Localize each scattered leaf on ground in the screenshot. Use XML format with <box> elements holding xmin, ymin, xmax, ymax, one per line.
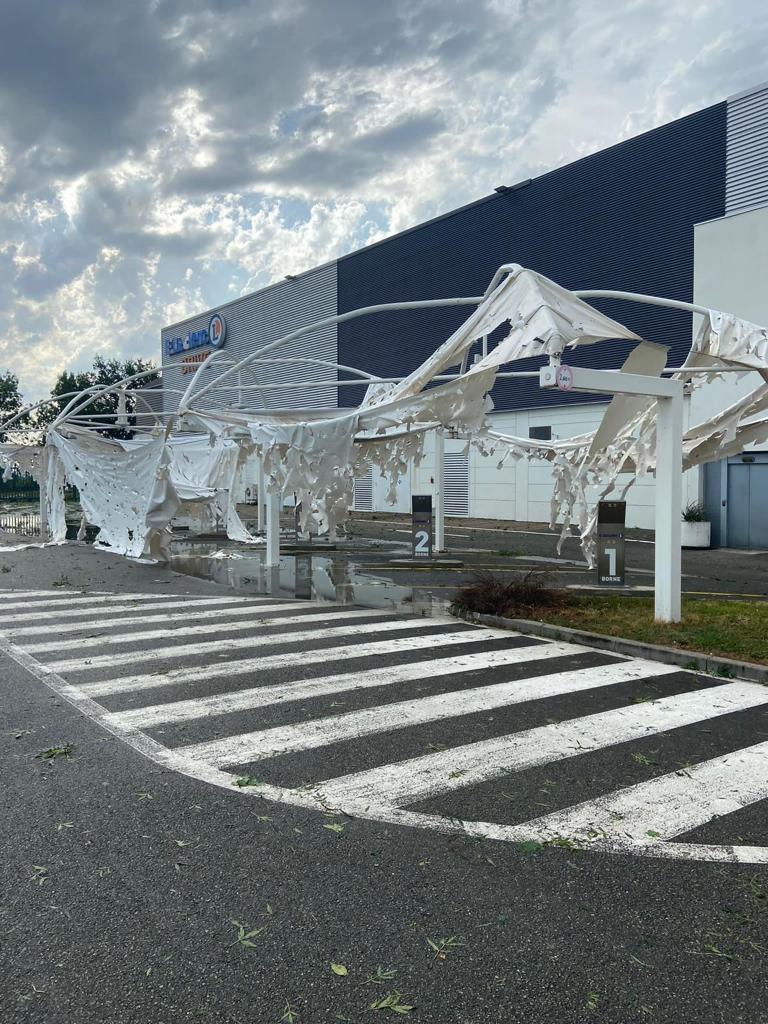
<box><xmin>330</xmin><ymin>963</ymin><xmax>348</xmax><ymax>976</ymax></box>
<box><xmin>514</xmin><ymin>840</ymin><xmax>543</xmax><ymax>856</ymax></box>
<box><xmin>230</xmin><ymin>920</ymin><xmax>267</xmax><ymax>949</ymax></box>
<box><xmin>369</xmin><ymin>991</ymin><xmax>415</xmax><ymax>1014</ymax></box>
<box><xmin>281</xmin><ymin>1000</ymin><xmax>299</xmax><ymax>1022</ymax></box>
<box><xmin>37</xmin><ymin>745</ymin><xmax>73</xmax><ymax>760</ymax></box>
<box><xmin>367</xmin><ymin>966</ymin><xmax>397</xmax><ymax>985</ymax></box>
<box><xmin>426</xmin><ymin>935</ymin><xmax>464</xmax><ymax>961</ymax></box>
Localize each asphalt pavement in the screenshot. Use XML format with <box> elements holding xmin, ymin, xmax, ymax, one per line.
<box><xmin>1</xmin><ymin>542</ymin><xmax>767</xmax><ymax>1023</ymax></box>
<box><xmin>342</xmin><ymin>513</ymin><xmax>768</xmax><ymax>600</ymax></box>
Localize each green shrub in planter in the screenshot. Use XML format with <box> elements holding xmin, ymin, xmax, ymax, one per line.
<box><xmin>682</xmin><ymin>502</ymin><xmax>708</xmax><ymax>523</ymax></box>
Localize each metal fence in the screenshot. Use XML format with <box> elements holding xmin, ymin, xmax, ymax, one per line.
<box><xmin>0</xmin><ymin>511</ymin><xmax>40</xmax><ymax>537</ymax></box>
<box><xmin>0</xmin><ymin>488</ymin><xmax>40</xmax><ymax>503</ymax></box>
<box><xmin>0</xmin><ymin>474</ymin><xmax>79</xmax><ymax>503</ymax></box>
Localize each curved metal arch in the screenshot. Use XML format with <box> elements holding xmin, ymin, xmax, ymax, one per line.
<box><xmin>52</xmin><ymin>366</ymin><xmax>165</xmax><ymax>427</ymax></box>
<box><xmin>178</xmin><ymin>296</ymin><xmax>486</xmax><ymax>413</ymax></box>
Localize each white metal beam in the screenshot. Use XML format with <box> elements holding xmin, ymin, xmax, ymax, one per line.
<box><xmin>265</xmin><ymin>489</ymin><xmax>281</xmax><ymax>567</ymax></box>
<box><xmin>257</xmin><ymin>457</ymin><xmax>266</xmax><ymax>534</ymax></box>
<box><xmin>539</xmin><ymin>364</ymin><xmax>684</xmax><ymax>623</ymax></box>
<box><xmin>539</xmin><ymin>364</ymin><xmax>680</xmax><ymax>398</ymax></box>
<box><xmin>654</xmin><ymin>391</ymin><xmax>684</xmax><ymax>622</ymax></box>
<box><xmin>434</xmin><ymin>428</ymin><xmax>445</xmax><ymax>552</ymax></box>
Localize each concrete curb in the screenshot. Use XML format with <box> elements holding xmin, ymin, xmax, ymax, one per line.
<box><xmin>454</xmin><ymin>610</ymin><xmax>768</xmax><ymax>684</ymax></box>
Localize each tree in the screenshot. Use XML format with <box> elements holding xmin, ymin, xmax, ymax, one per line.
<box><xmin>38</xmin><ymin>356</ymin><xmax>159</xmax><ymax>439</ymax></box>
<box><xmin>0</xmin><ymin>371</ymin><xmax>24</xmax><ymax>441</ymax></box>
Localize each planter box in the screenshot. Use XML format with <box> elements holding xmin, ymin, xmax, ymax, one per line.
<box><xmin>681</xmin><ymin>520</ymin><xmax>711</xmax><ymax>548</ymax></box>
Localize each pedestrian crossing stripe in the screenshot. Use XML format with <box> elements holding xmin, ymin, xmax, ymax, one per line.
<box><xmin>45</xmin><ymin>615</ymin><xmax>451</xmax><ymax>673</ymax></box>
<box><xmin>2</xmin><ymin>588</ymin><xmax>768</xmax><ymax>865</ymax></box>
<box><xmin>78</xmin><ymin>629</ymin><xmax>512</xmax><ymax>698</ymax></box>
<box><xmin>23</xmin><ymin>607</ymin><xmax>395</xmax><ymax>653</ymax></box>
<box><xmin>176</xmin><ymin>660</ymin><xmax>681</xmax><ymax>768</ymax></box>
<box><xmin>103</xmin><ymin>640</ymin><xmax>589</xmax><ymax>730</ymax></box>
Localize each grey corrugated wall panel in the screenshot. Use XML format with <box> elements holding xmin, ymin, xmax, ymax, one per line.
<box><xmin>727</xmin><ymin>84</ymin><xmax>768</xmax><ymax>215</ymax></box>
<box><xmin>161</xmin><ymin>264</ymin><xmax>338</xmax><ymax>415</ymax></box>
<box><xmin>139</xmin><ymin>382</ymin><xmax>164</xmax><ymax>417</ymax></box>
<box><xmin>337</xmin><ymin>103</ymin><xmax>727</xmax><ymax>412</ymax></box>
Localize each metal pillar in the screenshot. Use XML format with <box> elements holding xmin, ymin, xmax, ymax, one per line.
<box><xmin>654</xmin><ymin>391</ymin><xmax>684</xmax><ymax>623</ymax></box>
<box><xmin>39</xmin><ymin>475</ymin><xmax>48</xmax><ymax>541</ymax></box>
<box><xmin>539</xmin><ymin>364</ymin><xmax>684</xmax><ymax>624</ymax></box>
<box><xmin>265</xmin><ymin>489</ymin><xmax>281</xmax><ymax>567</ymax></box>
<box><xmin>434</xmin><ymin>428</ymin><xmax>445</xmax><ymax>553</ymax></box>
<box><xmin>257</xmin><ymin>458</ymin><xmax>266</xmax><ymax>534</ymax></box>
<box><xmin>38</xmin><ymin>449</ymin><xmax>49</xmax><ymax>541</ymax></box>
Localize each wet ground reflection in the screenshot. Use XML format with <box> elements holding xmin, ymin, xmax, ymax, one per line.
<box><xmin>169</xmin><ymin>539</ymin><xmax>444</xmax><ymax>616</ymax></box>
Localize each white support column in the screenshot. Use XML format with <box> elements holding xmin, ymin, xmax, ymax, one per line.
<box><xmin>39</xmin><ymin>474</ymin><xmax>49</xmax><ymax>541</ymax></box>
<box><xmin>434</xmin><ymin>427</ymin><xmax>445</xmax><ymax>553</ymax></box>
<box><xmin>265</xmin><ymin>489</ymin><xmax>281</xmax><ymax>567</ymax></box>
<box><xmin>539</xmin><ymin>364</ymin><xmax>685</xmax><ymax>624</ymax></box>
<box><xmin>654</xmin><ymin>388</ymin><xmax>684</xmax><ymax>623</ymax></box>
<box><xmin>257</xmin><ymin>458</ymin><xmax>266</xmax><ymax>534</ymax></box>
<box><xmin>38</xmin><ymin>449</ymin><xmax>49</xmax><ymax>541</ymax></box>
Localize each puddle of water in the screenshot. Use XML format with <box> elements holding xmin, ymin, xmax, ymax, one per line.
<box><xmin>169</xmin><ymin>539</ymin><xmax>446</xmax><ymax>616</ymax></box>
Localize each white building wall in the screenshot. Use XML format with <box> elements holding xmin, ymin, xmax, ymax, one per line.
<box><xmin>691</xmin><ymin>205</ymin><xmax>768</xmax><ymax>433</ymax></box>
<box><xmin>401</xmin><ymin>405</ymin><xmax>660</xmax><ymax>529</ymax></box>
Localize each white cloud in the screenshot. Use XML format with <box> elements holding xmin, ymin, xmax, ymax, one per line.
<box><xmin>0</xmin><ymin>0</ymin><xmax>766</xmax><ymax>401</ymax></box>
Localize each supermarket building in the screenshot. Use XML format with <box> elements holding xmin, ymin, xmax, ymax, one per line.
<box><xmin>161</xmin><ymin>81</ymin><xmax>768</xmax><ymax>548</ymax></box>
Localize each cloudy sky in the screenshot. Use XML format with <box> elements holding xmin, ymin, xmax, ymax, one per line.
<box><xmin>1</xmin><ymin>0</ymin><xmax>767</xmax><ymax>400</ymax></box>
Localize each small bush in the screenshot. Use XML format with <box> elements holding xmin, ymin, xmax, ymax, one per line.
<box><xmin>450</xmin><ymin>570</ymin><xmax>566</xmax><ymax>620</ymax></box>
<box><xmin>682</xmin><ymin>502</ymin><xmax>708</xmax><ymax>523</ymax></box>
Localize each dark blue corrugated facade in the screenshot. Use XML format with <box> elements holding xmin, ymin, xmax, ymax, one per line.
<box><xmin>337</xmin><ymin>103</ymin><xmax>727</xmax><ymax>411</ymax></box>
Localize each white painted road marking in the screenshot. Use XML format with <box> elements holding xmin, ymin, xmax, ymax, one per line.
<box><xmin>490</xmin><ymin>739</ymin><xmax>768</xmax><ymax>845</ymax></box>
<box><xmin>24</xmin><ymin>607</ymin><xmax>393</xmax><ymax>652</ymax></box>
<box><xmin>314</xmin><ymin>680</ymin><xmax>768</xmax><ymax>809</ymax></box>
<box><xmin>0</xmin><ymin>595</ymin><xmax>286</xmax><ymax>624</ymax></box>
<box><xmin>5</xmin><ymin>602</ymin><xmax>325</xmax><ymax>637</ymax></box>
<box><xmin>3</xmin><ymin>588</ymin><xmax>768</xmax><ymax>864</ymax></box>
<box><xmin>178</xmin><ymin>660</ymin><xmax>678</xmax><ymax>767</ymax></box>
<box><xmin>102</xmin><ymin>640</ymin><xmax>588</xmax><ymax>729</ymax></box>
<box><xmin>79</xmin><ymin>629</ymin><xmax>519</xmax><ymax>697</ymax></box>
<box><xmin>0</xmin><ymin>589</ymin><xmax>172</xmax><ymax>601</ymax></box>
<box><xmin>46</xmin><ymin>616</ymin><xmax>463</xmax><ymax>673</ymax></box>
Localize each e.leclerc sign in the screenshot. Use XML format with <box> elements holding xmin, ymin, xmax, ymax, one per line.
<box><xmin>166</xmin><ymin>313</ymin><xmax>227</xmax><ymax>357</ymax></box>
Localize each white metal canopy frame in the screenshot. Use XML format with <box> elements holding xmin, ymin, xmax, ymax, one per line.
<box><xmin>3</xmin><ymin>262</ymin><xmax>768</xmax><ymax>622</ymax></box>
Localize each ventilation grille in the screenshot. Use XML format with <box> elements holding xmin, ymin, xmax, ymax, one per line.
<box><xmin>353</xmin><ymin>468</ymin><xmax>374</xmax><ymax>511</ymax></box>
<box><xmin>727</xmin><ymin>83</ymin><xmax>768</xmax><ymax>215</ymax></box>
<box><xmin>444</xmin><ymin>452</ymin><xmax>469</xmax><ymax>516</ymax></box>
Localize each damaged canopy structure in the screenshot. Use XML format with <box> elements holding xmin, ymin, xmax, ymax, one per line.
<box><xmin>3</xmin><ymin>263</ymin><xmax>768</xmax><ymax>568</ymax></box>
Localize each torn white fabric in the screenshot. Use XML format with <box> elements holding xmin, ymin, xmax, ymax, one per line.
<box><xmin>6</xmin><ymin>264</ymin><xmax>768</xmax><ymax>567</ymax></box>
<box><xmin>43</xmin><ymin>442</ymin><xmax>68</xmax><ymax>543</ymax></box>
<box><xmin>49</xmin><ymin>428</ymin><xmax>179</xmax><ymax>559</ymax></box>
<box><xmin>161</xmin><ymin>435</ymin><xmax>255</xmax><ymax>543</ymax></box>
<box><xmin>471</xmin><ymin>267</ymin><xmax>641</xmax><ymax>372</ymax></box>
<box><xmin>381</xmin><ymin>266</ymin><xmax>640</xmax><ymax>402</ymax></box>
<box><xmin>693</xmin><ymin>311</ymin><xmax>768</xmax><ymax>370</ymax></box>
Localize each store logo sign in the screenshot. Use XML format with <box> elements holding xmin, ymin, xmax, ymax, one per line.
<box><xmin>165</xmin><ymin>313</ymin><xmax>227</xmax><ymax>357</ymax></box>
<box><xmin>208</xmin><ymin>313</ymin><xmax>226</xmax><ymax>348</ymax></box>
